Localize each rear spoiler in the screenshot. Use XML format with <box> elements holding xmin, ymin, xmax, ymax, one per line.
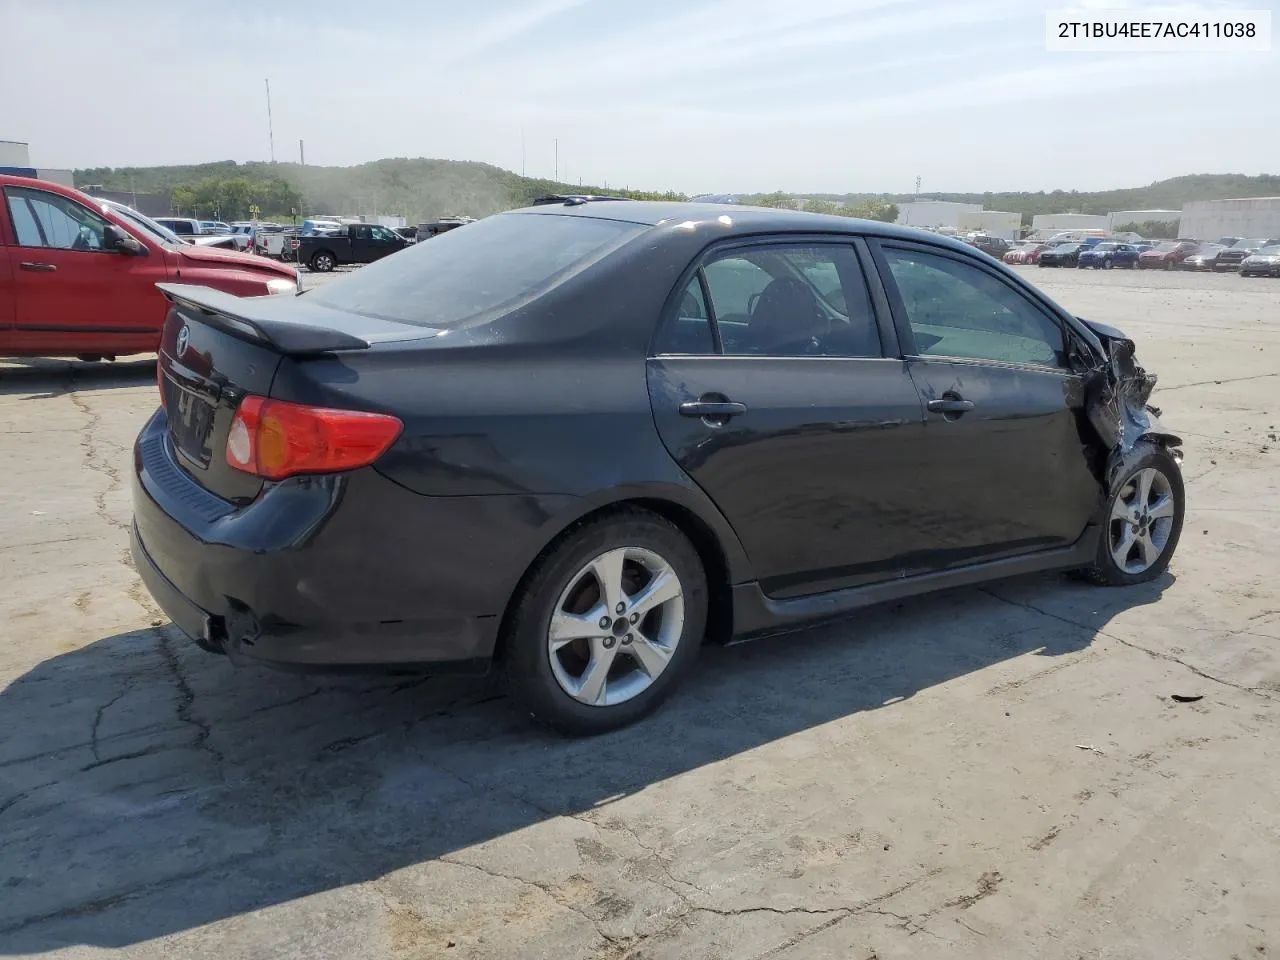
<box><xmin>157</xmin><ymin>283</ymin><xmax>371</xmax><ymax>354</ymax></box>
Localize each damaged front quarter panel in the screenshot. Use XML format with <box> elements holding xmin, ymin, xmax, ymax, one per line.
<box><xmin>1078</xmin><ymin>318</ymin><xmax>1183</xmax><ymax>489</ymax></box>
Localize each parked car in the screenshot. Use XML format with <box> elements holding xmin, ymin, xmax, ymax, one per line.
<box><xmin>1137</xmin><ymin>240</ymin><xmax>1199</xmax><ymax>270</ymax></box>
<box><xmin>200</xmin><ymin>220</ymin><xmax>232</xmax><ymax>235</ymax></box>
<box><xmin>131</xmin><ymin>201</ymin><xmax>1183</xmax><ymax>734</ymax></box>
<box><xmin>300</xmin><ymin>218</ymin><xmax>343</xmax><ymax>236</ymax></box>
<box><xmin>1002</xmin><ymin>242</ymin><xmax>1046</xmax><ymax>265</ymax></box>
<box><xmin>415</xmin><ymin>217</ymin><xmax>475</xmax><ymax>242</ymax></box>
<box><xmin>395</xmin><ymin>226</ymin><xmax>418</xmax><ymax>242</ymax></box>
<box><xmin>154</xmin><ymin>216</ymin><xmax>201</xmax><ymax>236</ymax></box>
<box><xmin>963</xmin><ymin>234</ymin><xmax>1011</xmax><ymax>258</ymax></box>
<box><xmin>297</xmin><ymin>222</ymin><xmax>410</xmax><ymax>271</ymax></box>
<box><xmin>1038</xmin><ymin>242</ymin><xmax>1086</xmax><ymax>267</ymax></box>
<box><xmin>0</xmin><ymin>174</ymin><xmax>299</xmax><ymax>359</ymax></box>
<box><xmin>1239</xmin><ymin>244</ymin><xmax>1280</xmax><ymax>277</ymax></box>
<box><xmin>1179</xmin><ymin>243</ymin><xmax>1226</xmax><ymax>271</ymax></box>
<box><xmin>1077</xmin><ymin>242</ymin><xmax>1141</xmax><ymax>269</ymax></box>
<box><xmin>1214</xmin><ymin>238</ymin><xmax>1280</xmax><ymax>272</ymax></box>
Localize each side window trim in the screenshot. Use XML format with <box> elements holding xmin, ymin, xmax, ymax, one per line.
<box><xmin>868</xmin><ymin>237</ymin><xmax>1072</xmax><ymax>371</ymax></box>
<box><xmin>696</xmin><ymin>268</ymin><xmax>724</xmax><ymax>354</ymax></box>
<box><xmin>5</xmin><ymin>190</ymin><xmax>51</xmax><ymax>248</ymax></box>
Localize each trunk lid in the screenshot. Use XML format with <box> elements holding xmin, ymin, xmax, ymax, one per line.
<box><xmin>156</xmin><ymin>284</ymin><xmax>440</xmax><ymax>502</ymax></box>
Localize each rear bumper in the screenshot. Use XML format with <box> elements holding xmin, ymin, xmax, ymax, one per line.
<box><xmin>131</xmin><ymin>410</ymin><xmax>571</xmax><ymax>671</ymax></box>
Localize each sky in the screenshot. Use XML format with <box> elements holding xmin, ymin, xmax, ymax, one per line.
<box><xmin>1</xmin><ymin>0</ymin><xmax>1277</xmax><ymax>194</ymax></box>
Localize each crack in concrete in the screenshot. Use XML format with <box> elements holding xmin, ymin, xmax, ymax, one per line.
<box><xmin>432</xmin><ymin>855</ymin><xmax>630</xmax><ymax>948</ymax></box>
<box><xmin>90</xmin><ymin>689</ymin><xmax>130</xmax><ymax>764</ymax></box>
<box><xmin>1160</xmin><ymin>371</ymin><xmax>1280</xmax><ymax>392</ymax></box>
<box><xmin>978</xmin><ymin>588</ymin><xmax>1280</xmax><ymax>702</ymax></box>
<box><xmin>154</xmin><ymin>628</ymin><xmax>226</xmax><ymax>773</ymax></box>
<box><xmin>68</xmin><ymin>390</ymin><xmax>128</xmax><ymax>533</ymax></box>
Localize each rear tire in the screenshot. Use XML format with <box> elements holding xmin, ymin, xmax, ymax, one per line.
<box><xmin>309</xmin><ymin>251</ymin><xmax>336</xmax><ymax>272</ymax></box>
<box><xmin>1079</xmin><ymin>444</ymin><xmax>1184</xmax><ymax>587</ymax></box>
<box><xmin>502</xmin><ymin>509</ymin><xmax>707</xmax><ymax>735</ymax></box>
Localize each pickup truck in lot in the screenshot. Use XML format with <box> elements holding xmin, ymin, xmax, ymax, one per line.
<box><xmin>296</xmin><ymin>222</ymin><xmax>409</xmax><ymax>272</ymax></box>
<box><xmin>0</xmin><ymin>174</ymin><xmax>300</xmax><ymax>360</ymax></box>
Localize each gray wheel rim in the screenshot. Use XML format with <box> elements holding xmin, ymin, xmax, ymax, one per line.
<box><xmin>316</xmin><ymin>254</ymin><xmax>333</xmax><ymax>271</ymax></box>
<box><xmin>547</xmin><ymin>547</ymin><xmax>685</xmax><ymax>707</ymax></box>
<box><xmin>1109</xmin><ymin>467</ymin><xmax>1176</xmax><ymax>574</ymax></box>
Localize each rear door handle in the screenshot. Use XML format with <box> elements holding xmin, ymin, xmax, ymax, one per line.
<box><xmin>927</xmin><ymin>398</ymin><xmax>975</xmax><ymax>414</ymax></box>
<box><xmin>679</xmin><ymin>400</ymin><xmax>747</xmax><ymax>419</ymax></box>
<box><xmin>19</xmin><ymin>261</ymin><xmax>57</xmax><ymax>273</ymax></box>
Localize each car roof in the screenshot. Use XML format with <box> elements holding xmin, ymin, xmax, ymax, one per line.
<box><xmin>507</xmin><ymin>200</ymin><xmax>978</xmax><ymax>251</ymax></box>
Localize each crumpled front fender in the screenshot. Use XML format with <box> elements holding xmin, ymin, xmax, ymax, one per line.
<box><xmin>1077</xmin><ymin>317</ymin><xmax>1182</xmax><ymax>493</ymax></box>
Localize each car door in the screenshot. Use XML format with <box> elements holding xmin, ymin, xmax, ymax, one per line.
<box><xmin>647</xmin><ymin>237</ymin><xmax>934</xmax><ymax>599</ymax></box>
<box><xmin>367</xmin><ymin>225</ymin><xmax>404</xmax><ymax>262</ymax></box>
<box><xmin>870</xmin><ymin>240</ymin><xmax>1100</xmax><ymax>573</ymax></box>
<box><xmin>3</xmin><ymin>185</ymin><xmax>168</xmax><ymax>351</ymax></box>
<box><xmin>0</xmin><ymin>235</ymin><xmax>14</xmax><ymax>350</ymax></box>
<box><xmin>350</xmin><ymin>224</ymin><xmax>375</xmax><ymax>263</ymax></box>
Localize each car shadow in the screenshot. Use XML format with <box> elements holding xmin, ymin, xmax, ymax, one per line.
<box><xmin>0</xmin><ymin>357</ymin><xmax>156</xmax><ymax>398</ymax></box>
<box><xmin>0</xmin><ymin>570</ymin><xmax>1171</xmax><ymax>952</ymax></box>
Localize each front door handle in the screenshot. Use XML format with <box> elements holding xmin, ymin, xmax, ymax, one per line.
<box><xmin>19</xmin><ymin>261</ymin><xmax>57</xmax><ymax>273</ymax></box>
<box><xmin>680</xmin><ymin>401</ymin><xmax>747</xmax><ymax>418</ymax></box>
<box><xmin>926</xmin><ymin>398</ymin><xmax>975</xmax><ymax>414</ymax></box>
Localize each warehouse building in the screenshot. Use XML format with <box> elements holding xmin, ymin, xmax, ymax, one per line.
<box><xmin>896</xmin><ymin>200</ymin><xmax>982</xmax><ymax>231</ymax></box>
<box><xmin>1179</xmin><ymin>198</ymin><xmax>1280</xmax><ymax>242</ymax></box>
<box><xmin>0</xmin><ymin>140</ymin><xmax>74</xmax><ymax>187</ymax></box>
<box><xmin>1031</xmin><ymin>213</ymin><xmax>1108</xmax><ymax>235</ymax></box>
<box><xmin>1107</xmin><ymin>209</ymin><xmax>1180</xmax><ymax>231</ymax></box>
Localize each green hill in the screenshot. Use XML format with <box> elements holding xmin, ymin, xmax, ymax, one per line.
<box><xmin>74</xmin><ymin>160</ymin><xmax>1280</xmax><ymax>226</ymax></box>
<box><xmin>74</xmin><ymin>158</ymin><xmax>684</xmax><ymax>223</ymax></box>
<box><xmin>766</xmin><ymin>174</ymin><xmax>1280</xmax><ymax>225</ymax></box>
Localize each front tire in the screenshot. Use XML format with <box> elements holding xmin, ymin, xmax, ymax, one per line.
<box><xmin>502</xmin><ymin>509</ymin><xmax>707</xmax><ymax>735</ymax></box>
<box><xmin>309</xmin><ymin>251</ymin><xmax>336</xmax><ymax>272</ymax></box>
<box><xmin>1080</xmin><ymin>444</ymin><xmax>1184</xmax><ymax>586</ymax></box>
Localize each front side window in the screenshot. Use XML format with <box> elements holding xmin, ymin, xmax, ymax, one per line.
<box><xmin>883</xmin><ymin>247</ymin><xmax>1064</xmax><ymax>367</ymax></box>
<box><xmin>5</xmin><ymin>187</ymin><xmax>110</xmax><ymax>251</ymax></box>
<box><xmin>370</xmin><ymin>225</ymin><xmax>398</xmax><ymax>242</ymax></box>
<box><xmin>698</xmin><ymin>244</ymin><xmax>880</xmax><ymax>358</ymax></box>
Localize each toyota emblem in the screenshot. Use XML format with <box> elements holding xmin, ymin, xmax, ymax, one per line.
<box><xmin>176</xmin><ymin>324</ymin><xmax>190</xmax><ymax>356</ymax></box>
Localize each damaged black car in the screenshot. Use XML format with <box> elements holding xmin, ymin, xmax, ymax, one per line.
<box><xmin>132</xmin><ymin>202</ymin><xmax>1184</xmax><ymax>735</ymax></box>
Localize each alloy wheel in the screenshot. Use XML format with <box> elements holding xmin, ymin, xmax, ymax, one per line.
<box><xmin>547</xmin><ymin>547</ymin><xmax>685</xmax><ymax>707</ymax></box>
<box><xmin>1109</xmin><ymin>467</ymin><xmax>1176</xmax><ymax>574</ymax></box>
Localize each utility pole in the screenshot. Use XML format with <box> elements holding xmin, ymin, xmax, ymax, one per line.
<box><xmin>915</xmin><ymin>175</ymin><xmax>921</xmax><ymax>196</ymax></box>
<box><xmin>265</xmin><ymin>79</ymin><xmax>276</xmax><ymax>163</ymax></box>
<box><xmin>299</xmin><ymin>139</ymin><xmax>305</xmax><ymax>166</ymax></box>
<box><xmin>554</xmin><ymin>138</ymin><xmax>559</xmax><ymax>182</ymax></box>
<box><xmin>521</xmin><ymin>129</ymin><xmax>525</xmax><ymax>177</ymax></box>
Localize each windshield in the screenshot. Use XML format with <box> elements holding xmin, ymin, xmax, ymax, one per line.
<box><xmin>98</xmin><ymin>200</ymin><xmax>182</xmax><ymax>246</ymax></box>
<box><xmin>1093</xmin><ymin>243</ymin><xmax>1118</xmax><ymax>251</ymax></box>
<box><xmin>1235</xmin><ymin>238</ymin><xmax>1267</xmax><ymax>248</ymax></box>
<box><xmin>1255</xmin><ymin>245</ymin><xmax>1280</xmax><ymax>256</ymax></box>
<box><xmin>308</xmin><ymin>213</ymin><xmax>646</xmax><ymax>329</ymax></box>
<box><xmin>1152</xmin><ymin>242</ymin><xmax>1179</xmax><ymax>252</ymax></box>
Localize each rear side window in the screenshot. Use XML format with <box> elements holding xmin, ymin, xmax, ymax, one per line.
<box><xmin>701</xmin><ymin>244</ymin><xmax>881</xmax><ymax>358</ymax></box>
<box><xmin>309</xmin><ymin>213</ymin><xmax>644</xmax><ymax>329</ymax></box>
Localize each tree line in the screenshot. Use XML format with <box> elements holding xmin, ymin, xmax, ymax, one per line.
<box><xmin>751</xmin><ymin>191</ymin><xmax>900</xmax><ymax>222</ymax></box>
<box><xmin>169</xmin><ymin>176</ymin><xmax>304</xmax><ymax>221</ymax></box>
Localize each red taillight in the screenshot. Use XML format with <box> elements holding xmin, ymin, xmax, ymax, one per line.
<box><xmin>225</xmin><ymin>396</ymin><xmax>403</xmax><ymax>480</ymax></box>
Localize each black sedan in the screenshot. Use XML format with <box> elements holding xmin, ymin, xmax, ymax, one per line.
<box><xmin>132</xmin><ymin>202</ymin><xmax>1184</xmax><ymax>734</ymax></box>
<box><xmin>1037</xmin><ymin>242</ymin><xmax>1086</xmax><ymax>268</ymax></box>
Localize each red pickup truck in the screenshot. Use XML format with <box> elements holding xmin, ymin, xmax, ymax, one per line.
<box><xmin>0</xmin><ymin>175</ymin><xmax>300</xmax><ymax>360</ymax></box>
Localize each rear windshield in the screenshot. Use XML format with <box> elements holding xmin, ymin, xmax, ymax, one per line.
<box><xmin>308</xmin><ymin>212</ymin><xmax>645</xmax><ymax>328</ymax></box>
